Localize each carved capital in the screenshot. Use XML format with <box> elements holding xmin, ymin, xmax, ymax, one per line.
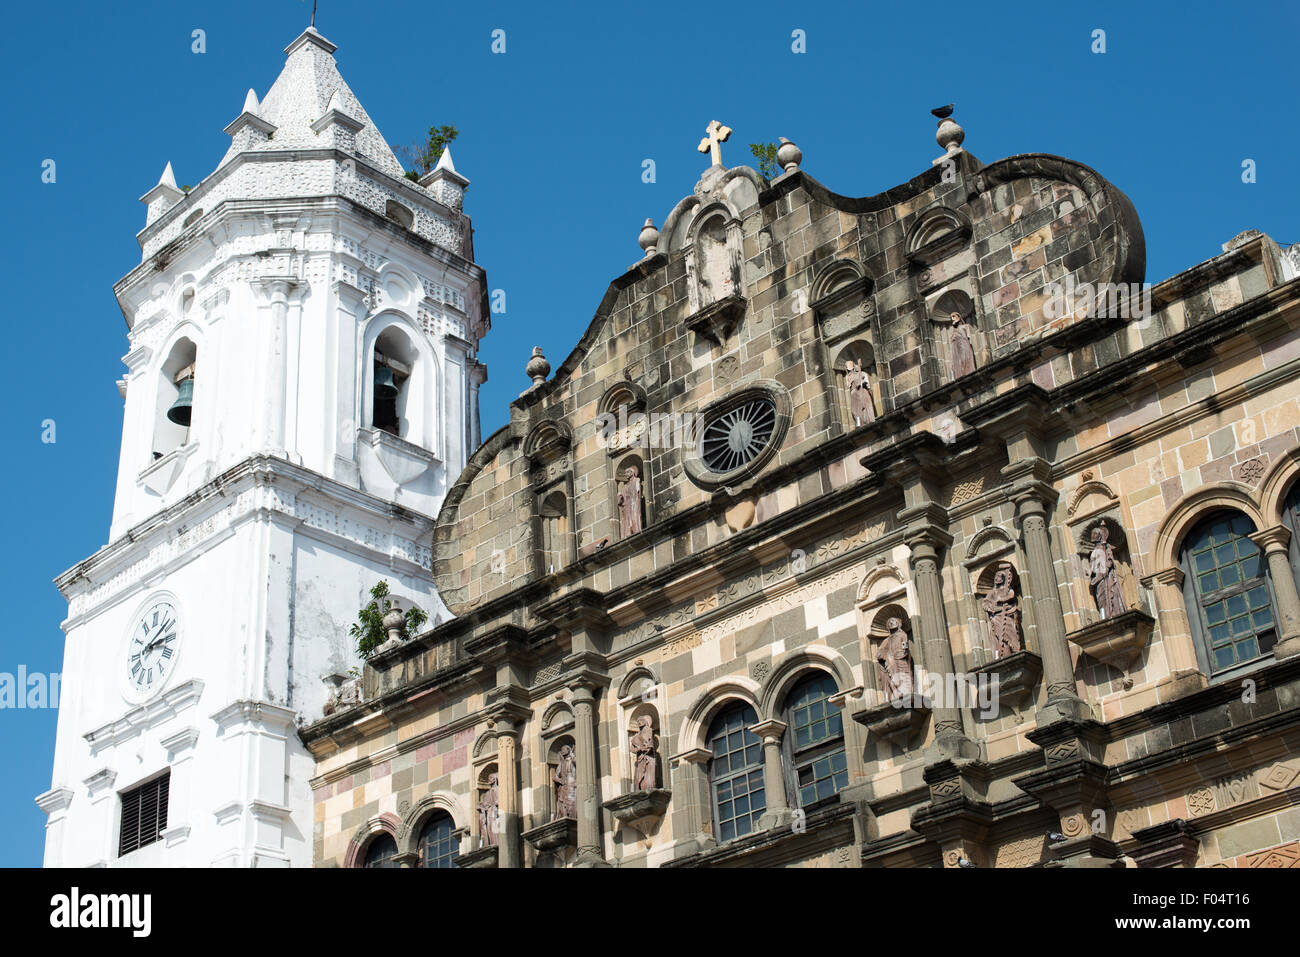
<box><xmin>1250</xmin><ymin>525</ymin><xmax>1292</xmax><ymax>555</ymax></box>
<box><xmin>1143</xmin><ymin>566</ymin><xmax>1185</xmax><ymax>590</ymax></box>
<box><xmin>747</xmin><ymin>718</ymin><xmax>787</xmax><ymax>744</ymax></box>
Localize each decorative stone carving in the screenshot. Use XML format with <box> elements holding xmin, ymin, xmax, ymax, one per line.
<box><xmin>875</xmin><ymin>617</ymin><xmax>914</xmax><ymax>700</ymax></box>
<box><xmin>948</xmin><ymin>311</ymin><xmax>977</xmax><ymax>379</ymax></box>
<box><xmin>845</xmin><ymin>358</ymin><xmax>876</xmax><ymax>427</ymax></box>
<box><xmin>478</xmin><ymin>772</ymin><xmax>500</xmax><ymax>847</ymax></box>
<box><xmin>1087</xmin><ymin>525</ymin><xmax>1128</xmax><ymax>618</ymax></box>
<box><xmin>553</xmin><ymin>744</ymin><xmax>578</xmax><ymax>820</ymax></box>
<box><xmin>982</xmin><ymin>563</ymin><xmax>1023</xmax><ymax>658</ymax></box>
<box><xmin>618</xmin><ymin>466</ymin><xmax>645</xmax><ymax>538</ymax></box>
<box><xmin>629</xmin><ymin>715</ymin><xmax>658</xmax><ymax>791</ymax></box>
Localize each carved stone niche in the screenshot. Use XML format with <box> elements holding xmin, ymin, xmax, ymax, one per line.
<box><xmin>906</xmin><ymin>206</ymin><xmax>972</xmax><ymax>268</ymax></box>
<box><xmin>606</xmin><ymin>670</ymin><xmax>672</xmax><ymax>840</ymax></box>
<box><xmin>811</xmin><ymin>259</ymin><xmax>875</xmax><ymax>346</ymax></box>
<box><xmin>683</xmin><ymin>205</ymin><xmax>747</xmax><ymax>347</ymax></box>
<box><xmin>1065</xmin><ymin>505</ymin><xmax>1153</xmax><ymax>671</ymax></box>
<box><xmin>851</xmin><ymin>601</ymin><xmax>930</xmax><ymax>746</ymax></box>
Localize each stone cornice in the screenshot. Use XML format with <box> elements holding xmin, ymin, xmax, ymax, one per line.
<box><xmin>55</xmin><ymin>454</ymin><xmax>435</xmax><ymax>616</ymax></box>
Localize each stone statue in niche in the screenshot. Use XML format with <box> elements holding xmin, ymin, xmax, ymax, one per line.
<box><xmin>618</xmin><ymin>466</ymin><xmax>644</xmax><ymax>538</ymax></box>
<box><xmin>629</xmin><ymin>715</ymin><xmax>658</xmax><ymax>791</ymax></box>
<box><xmin>477</xmin><ymin>772</ymin><xmax>500</xmax><ymax>847</ymax></box>
<box><xmin>876</xmin><ymin>616</ymin><xmax>914</xmax><ymax>700</ymax></box>
<box><xmin>982</xmin><ymin>563</ymin><xmax>1023</xmax><ymax>658</ymax></box>
<box><xmin>948</xmin><ymin>310</ymin><xmax>977</xmax><ymax>379</ymax></box>
<box><xmin>1088</xmin><ymin>525</ymin><xmax>1128</xmax><ymax>619</ymax></box>
<box><xmin>845</xmin><ymin>358</ymin><xmax>876</xmax><ymax>427</ymax></box>
<box><xmin>553</xmin><ymin>744</ymin><xmax>578</xmax><ymax>820</ymax></box>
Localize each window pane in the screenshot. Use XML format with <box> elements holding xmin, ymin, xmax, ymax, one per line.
<box><xmin>1185</xmin><ymin>511</ymin><xmax>1275</xmax><ymax>673</ymax></box>
<box><xmin>707</xmin><ymin>702</ymin><xmax>764</xmax><ymax>842</ymax></box>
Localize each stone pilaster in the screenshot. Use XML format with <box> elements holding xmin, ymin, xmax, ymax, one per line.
<box><xmin>495</xmin><ymin>717</ymin><xmax>522</xmax><ymax>869</ymax></box>
<box><xmin>749</xmin><ymin>718</ymin><xmax>792</xmax><ymax>829</ymax></box>
<box><xmin>669</xmin><ymin>748</ymin><xmax>716</xmax><ymax>857</ymax></box>
<box><xmin>1251</xmin><ymin>526</ymin><xmax>1300</xmax><ymax>659</ymax></box>
<box><xmin>1143</xmin><ymin>566</ymin><xmax>1209</xmax><ymax>696</ymax></box>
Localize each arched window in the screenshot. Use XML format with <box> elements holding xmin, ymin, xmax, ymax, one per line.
<box><xmin>782</xmin><ymin>672</ymin><xmax>848</xmax><ymax>811</ymax></box>
<box><xmin>416</xmin><ymin>812</ymin><xmax>458</xmax><ymax>868</ymax></box>
<box><xmin>361</xmin><ymin>832</ymin><xmax>398</xmax><ymax>868</ymax></box>
<box><xmin>1181</xmin><ymin>511</ymin><xmax>1277</xmax><ymax>675</ymax></box>
<box><xmin>706</xmin><ymin>702</ymin><xmax>764</xmax><ymax>843</ymax></box>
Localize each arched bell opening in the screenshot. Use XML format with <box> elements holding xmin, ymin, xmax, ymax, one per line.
<box><xmin>152</xmin><ymin>337</ymin><xmax>197</xmax><ymax>461</ymax></box>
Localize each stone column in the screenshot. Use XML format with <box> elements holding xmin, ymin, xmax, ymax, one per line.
<box><xmin>495</xmin><ymin>718</ymin><xmax>522</xmax><ymax>869</ymax></box>
<box><xmin>1012</xmin><ymin>488</ymin><xmax>1089</xmax><ymax>723</ymax></box>
<box><xmin>569</xmin><ymin>683</ymin><xmax>605</xmax><ymax>864</ymax></box>
<box><xmin>749</xmin><ymin>719</ymin><xmax>791</xmax><ymax>828</ymax></box>
<box><xmin>1251</xmin><ymin>526</ymin><xmax>1300</xmax><ymax>659</ymax></box>
<box><xmin>906</xmin><ymin>531</ymin><xmax>972</xmax><ymax>749</ymax></box>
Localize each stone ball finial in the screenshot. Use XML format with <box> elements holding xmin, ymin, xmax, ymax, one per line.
<box><xmin>638</xmin><ymin>218</ymin><xmax>659</xmax><ymax>258</ymax></box>
<box><xmin>776</xmin><ymin>136</ymin><xmax>802</xmax><ymax>173</ymax></box>
<box><xmin>934</xmin><ymin>104</ymin><xmax>964</xmax><ymax>155</ymax></box>
<box><xmin>382</xmin><ymin>607</ymin><xmax>406</xmax><ymax>643</ymax></box>
<box><xmin>526</xmin><ymin>346</ymin><xmax>551</xmax><ymax>387</ymax></box>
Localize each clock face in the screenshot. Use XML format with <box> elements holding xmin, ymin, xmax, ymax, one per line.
<box><xmin>126</xmin><ymin>599</ymin><xmax>180</xmax><ymax>695</ymax></box>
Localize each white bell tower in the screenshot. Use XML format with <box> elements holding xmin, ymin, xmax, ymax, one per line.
<box><xmin>36</xmin><ymin>25</ymin><xmax>489</xmax><ymax>867</ymax></box>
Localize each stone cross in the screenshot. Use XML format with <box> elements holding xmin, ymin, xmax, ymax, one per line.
<box><xmin>697</xmin><ymin>120</ymin><xmax>732</xmax><ymax>167</ymax></box>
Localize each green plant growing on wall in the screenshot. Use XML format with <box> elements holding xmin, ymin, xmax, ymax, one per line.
<box><xmin>749</xmin><ymin>142</ymin><xmax>778</xmax><ymax>179</ymax></box>
<box><xmin>399</xmin><ymin>124</ymin><xmax>460</xmax><ymax>181</ymax></box>
<box><xmin>350</xmin><ymin>580</ymin><xmax>428</xmax><ymax>659</ymax></box>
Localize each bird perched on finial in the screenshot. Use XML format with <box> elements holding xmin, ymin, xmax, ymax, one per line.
<box><xmin>931</xmin><ymin>104</ymin><xmax>954</xmax><ymax>119</ymax></box>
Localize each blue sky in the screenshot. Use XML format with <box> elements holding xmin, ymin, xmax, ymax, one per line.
<box><xmin>0</xmin><ymin>0</ymin><xmax>1294</xmax><ymax>866</ymax></box>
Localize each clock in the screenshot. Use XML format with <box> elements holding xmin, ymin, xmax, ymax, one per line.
<box><xmin>125</xmin><ymin>598</ymin><xmax>180</xmax><ymax>697</ymax></box>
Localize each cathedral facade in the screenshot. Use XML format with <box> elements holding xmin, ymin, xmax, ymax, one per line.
<box><xmin>38</xmin><ymin>27</ymin><xmax>488</xmax><ymax>867</ymax></box>
<box><xmin>305</xmin><ymin>119</ymin><xmax>1300</xmax><ymax>869</ymax></box>
<box><xmin>309</xmin><ymin>108</ymin><xmax>1300</xmax><ymax>867</ymax></box>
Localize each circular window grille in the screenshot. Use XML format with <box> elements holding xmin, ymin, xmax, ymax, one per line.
<box><xmin>700</xmin><ymin>398</ymin><xmax>778</xmax><ymax>474</ymax></box>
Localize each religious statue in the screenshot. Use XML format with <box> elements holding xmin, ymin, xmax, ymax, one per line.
<box><xmin>553</xmin><ymin>744</ymin><xmax>578</xmax><ymax>821</ymax></box>
<box><xmin>618</xmin><ymin>466</ymin><xmax>644</xmax><ymax>538</ymax></box>
<box><xmin>629</xmin><ymin>715</ymin><xmax>658</xmax><ymax>791</ymax></box>
<box><xmin>1088</xmin><ymin>525</ymin><xmax>1128</xmax><ymax>618</ymax></box>
<box><xmin>477</xmin><ymin>772</ymin><xmax>500</xmax><ymax>847</ymax></box>
<box><xmin>982</xmin><ymin>563</ymin><xmax>1023</xmax><ymax>658</ymax></box>
<box><xmin>948</xmin><ymin>310</ymin><xmax>977</xmax><ymax>379</ymax></box>
<box><xmin>876</xmin><ymin>616</ymin><xmax>914</xmax><ymax>700</ymax></box>
<box><xmin>845</xmin><ymin>358</ymin><xmax>875</xmax><ymax>427</ymax></box>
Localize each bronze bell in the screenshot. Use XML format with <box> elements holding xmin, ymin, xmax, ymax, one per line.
<box><xmin>166</xmin><ymin>377</ymin><xmax>194</xmax><ymax>426</ymax></box>
<box><xmin>374</xmin><ymin>365</ymin><xmax>399</xmax><ymax>400</ymax></box>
